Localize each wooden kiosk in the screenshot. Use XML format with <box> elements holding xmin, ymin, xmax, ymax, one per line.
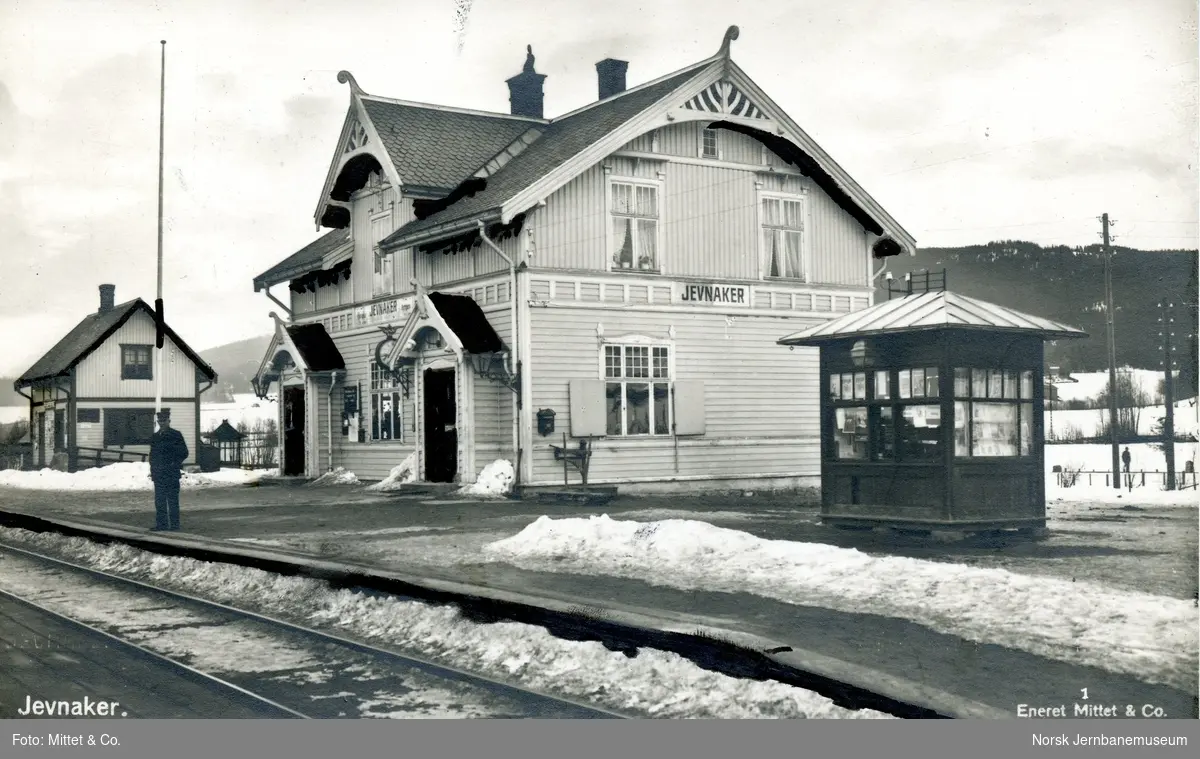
<box><xmin>777</xmin><ymin>282</ymin><xmax>1087</xmax><ymax>536</ymax></box>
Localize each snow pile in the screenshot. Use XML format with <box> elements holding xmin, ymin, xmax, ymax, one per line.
<box><xmin>457</xmin><ymin>459</ymin><xmax>514</xmax><ymax>498</ymax></box>
<box><xmin>0</xmin><ymin>462</ymin><xmax>274</xmax><ymax>491</ymax></box>
<box><xmin>482</xmin><ymin>516</ymin><xmax>1198</xmax><ymax>691</ymax></box>
<box><xmin>366</xmin><ymin>454</ymin><xmax>417</xmax><ymax>492</ymax></box>
<box><xmin>308</xmin><ymin>467</ymin><xmax>359</xmax><ymax>487</ymax></box>
<box><xmin>0</xmin><ymin>527</ymin><xmax>892</xmax><ymax>719</ymax></box>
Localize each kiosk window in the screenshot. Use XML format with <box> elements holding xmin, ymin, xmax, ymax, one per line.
<box><xmin>954</xmin><ymin>367</ymin><xmax>1035</xmax><ymax>457</ymax></box>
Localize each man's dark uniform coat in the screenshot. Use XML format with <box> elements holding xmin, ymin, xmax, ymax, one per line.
<box><xmin>150</xmin><ymin>419</ymin><xmax>188</xmax><ymax>530</ymax></box>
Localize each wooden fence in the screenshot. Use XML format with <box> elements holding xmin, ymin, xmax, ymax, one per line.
<box><xmin>1053</xmin><ymin>468</ymin><xmax>1198</xmax><ymax>491</ymax></box>
<box><xmin>199</xmin><ymin>430</ymin><xmax>277</xmax><ymax>470</ymax></box>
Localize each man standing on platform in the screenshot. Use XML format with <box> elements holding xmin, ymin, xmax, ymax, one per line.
<box><xmin>150</xmin><ymin>409</ymin><xmax>188</xmax><ymax>531</ymax></box>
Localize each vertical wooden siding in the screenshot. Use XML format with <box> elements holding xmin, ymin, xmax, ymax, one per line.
<box><xmin>75</xmin><ymin>400</ymin><xmax>198</xmax><ymax>465</ymax></box>
<box><xmin>527</xmin><ymin>306</ymin><xmax>822</xmax><ymax>485</ymax></box>
<box><xmin>664</xmin><ymin>162</ymin><xmax>758</xmax><ymax>279</ymax></box>
<box><xmin>529</xmin><ymin>163</ymin><xmax>606</xmax><ymax>270</ymax></box>
<box><xmin>529</xmin><ymin>140</ymin><xmax>869</xmax><ymax>287</ymax></box>
<box><xmin>75</xmin><ymin>311</ymin><xmax>200</xmax><ymax>398</ymax></box>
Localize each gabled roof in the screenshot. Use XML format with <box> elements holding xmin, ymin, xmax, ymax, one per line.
<box><xmin>380</xmin><ymin>62</ymin><xmax>710</xmax><ymax>249</ymax></box>
<box><xmin>16</xmin><ymin>299</ymin><xmax>218</xmax><ymax>387</ymax></box>
<box><xmin>253</xmin><ymin>228</ymin><xmax>351</xmax><ymax>292</ymax></box>
<box><xmin>360</xmin><ymin>97</ymin><xmax>541</xmax><ymax>192</ymax></box>
<box><xmin>776</xmin><ymin>291</ymin><xmax>1089</xmax><ymax>346</ymax></box>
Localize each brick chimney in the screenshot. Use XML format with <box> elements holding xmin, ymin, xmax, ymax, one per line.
<box><xmin>98</xmin><ymin>284</ymin><xmax>115</xmax><ymax>313</ymax></box>
<box><xmin>506</xmin><ymin>44</ymin><xmax>546</xmax><ymax>119</ymax></box>
<box><xmin>596</xmin><ymin>58</ymin><xmax>628</xmax><ymax>100</ymax></box>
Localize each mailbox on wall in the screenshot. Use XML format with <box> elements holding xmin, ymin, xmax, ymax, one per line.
<box><xmin>537</xmin><ymin>408</ymin><xmax>556</xmax><ymax>437</ymax></box>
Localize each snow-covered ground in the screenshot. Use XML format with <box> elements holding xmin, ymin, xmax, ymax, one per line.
<box><xmin>0</xmin><ymin>527</ymin><xmax>891</xmax><ymax>719</ymax></box>
<box><xmin>199</xmin><ymin>394</ymin><xmax>278</xmax><ymax>433</ymax></box>
<box><xmin>1047</xmin><ymin>399</ymin><xmax>1200</xmax><ymax>440</ymax></box>
<box><xmin>1050</xmin><ymin>368</ymin><xmax>1166</xmax><ymax>404</ymax></box>
<box><xmin>0</xmin><ymin>462</ymin><xmax>276</xmax><ymax>491</ymax></box>
<box><xmin>478</xmin><ymin>515</ymin><xmax>1198</xmax><ymax>692</ymax></box>
<box><xmin>1046</xmin><ymin>442</ymin><xmax>1199</xmax><ymax>498</ymax></box>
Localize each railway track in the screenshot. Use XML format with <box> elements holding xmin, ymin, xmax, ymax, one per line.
<box><xmin>0</xmin><ymin>542</ymin><xmax>624</xmax><ymax>720</ymax></box>
<box><xmin>0</xmin><ymin>511</ymin><xmax>950</xmax><ymax>718</ymax></box>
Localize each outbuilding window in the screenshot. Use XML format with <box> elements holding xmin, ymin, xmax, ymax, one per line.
<box><xmin>121</xmin><ymin>344</ymin><xmax>153</xmax><ymax>380</ymax></box>
<box><xmin>603</xmin><ymin>344</ymin><xmax>671</xmax><ymax>436</ymax></box>
<box><xmin>103</xmin><ymin>408</ymin><xmax>155</xmax><ymax>446</ymax></box>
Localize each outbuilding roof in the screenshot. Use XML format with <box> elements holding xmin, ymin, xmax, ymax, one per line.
<box><xmin>16</xmin><ymin>299</ymin><xmax>217</xmax><ymax>387</ymax></box>
<box><xmin>776</xmin><ymin>291</ymin><xmax>1089</xmax><ymax>346</ymax></box>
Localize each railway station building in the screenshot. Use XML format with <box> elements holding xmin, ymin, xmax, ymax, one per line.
<box><xmin>251</xmin><ymin>28</ymin><xmax>916</xmax><ymax>491</ymax></box>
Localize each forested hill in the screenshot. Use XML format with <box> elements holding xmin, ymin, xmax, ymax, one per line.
<box><xmin>875</xmin><ymin>241</ymin><xmax>1198</xmax><ymax>393</ymax></box>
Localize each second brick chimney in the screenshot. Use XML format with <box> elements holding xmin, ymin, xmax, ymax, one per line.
<box><xmin>506</xmin><ymin>44</ymin><xmax>546</xmax><ymax>119</ymax></box>
<box><xmin>98</xmin><ymin>284</ymin><xmax>115</xmax><ymax>313</ymax></box>
<box><xmin>596</xmin><ymin>58</ymin><xmax>628</xmax><ymax>100</ymax></box>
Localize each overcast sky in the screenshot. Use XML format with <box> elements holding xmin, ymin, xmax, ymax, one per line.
<box><xmin>1</xmin><ymin>0</ymin><xmax>1196</xmax><ymax>376</ymax></box>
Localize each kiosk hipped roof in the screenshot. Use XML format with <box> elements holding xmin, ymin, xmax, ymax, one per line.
<box><xmin>777</xmin><ymin>291</ymin><xmax>1088</xmax><ymax>346</ymax></box>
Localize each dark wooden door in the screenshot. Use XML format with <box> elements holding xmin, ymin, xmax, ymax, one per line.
<box><xmin>282</xmin><ymin>386</ymin><xmax>306</xmax><ymax>476</ymax></box>
<box><xmin>423</xmin><ymin>369</ymin><xmax>457</xmax><ymax>483</ymax></box>
<box><xmin>36</xmin><ymin>412</ymin><xmax>45</xmax><ymax>467</ymax></box>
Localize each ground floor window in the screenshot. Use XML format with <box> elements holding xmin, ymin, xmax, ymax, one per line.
<box><xmin>370</xmin><ymin>361</ymin><xmax>403</xmax><ymax>441</ymax></box>
<box><xmin>604</xmin><ymin>344</ymin><xmax>671</xmax><ymax>436</ymax></box>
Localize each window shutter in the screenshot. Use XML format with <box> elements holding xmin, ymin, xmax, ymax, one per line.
<box><xmin>672</xmin><ymin>382</ymin><xmax>706</xmax><ymax>436</ymax></box>
<box><xmin>103</xmin><ymin>409</ymin><xmax>122</xmax><ymax>446</ymax></box>
<box><xmin>569</xmin><ymin>380</ymin><xmax>607</xmax><ymax>436</ymax></box>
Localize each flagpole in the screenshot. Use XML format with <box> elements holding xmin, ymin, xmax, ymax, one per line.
<box><xmin>155</xmin><ymin>40</ymin><xmax>166</xmax><ymax>423</ymax></box>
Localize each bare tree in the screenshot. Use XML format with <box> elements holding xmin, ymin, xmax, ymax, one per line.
<box><xmin>1097</xmin><ymin>370</ymin><xmax>1152</xmax><ymax>440</ymax></box>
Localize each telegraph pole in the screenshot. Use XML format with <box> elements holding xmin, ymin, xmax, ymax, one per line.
<box><xmin>1159</xmin><ymin>301</ymin><xmax>1177</xmax><ymax>490</ymax></box>
<box><xmin>1102</xmin><ymin>213</ymin><xmax>1120</xmax><ymax>489</ymax></box>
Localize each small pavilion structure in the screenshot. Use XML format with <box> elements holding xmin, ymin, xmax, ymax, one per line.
<box><xmin>207</xmin><ymin>419</ymin><xmax>246</xmax><ymax>468</ymax></box>
<box><xmin>777</xmin><ymin>285</ymin><xmax>1087</xmax><ymax>536</ymax></box>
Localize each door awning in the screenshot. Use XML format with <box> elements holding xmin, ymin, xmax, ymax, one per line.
<box><xmin>252</xmin><ymin>315</ymin><xmax>346</xmax><ymax>398</ymax></box>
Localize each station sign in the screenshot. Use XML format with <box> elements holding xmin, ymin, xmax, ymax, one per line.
<box><xmin>674</xmin><ymin>282</ymin><xmax>751</xmax><ymax>307</ymax></box>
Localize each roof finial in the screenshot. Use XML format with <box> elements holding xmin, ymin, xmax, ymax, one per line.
<box><xmin>523</xmin><ymin>44</ymin><xmax>536</xmax><ymax>73</ymax></box>
<box><xmin>337</xmin><ymin>70</ymin><xmax>365</xmax><ymax>97</ymax></box>
<box><xmin>719</xmin><ymin>25</ymin><xmax>740</xmax><ymax>59</ymax></box>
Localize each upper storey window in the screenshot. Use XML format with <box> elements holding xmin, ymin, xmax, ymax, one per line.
<box><xmin>610</xmin><ymin>179</ymin><xmax>660</xmax><ymax>272</ymax></box>
<box><xmin>760</xmin><ymin>194</ymin><xmax>807</xmax><ymax>281</ymax></box>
